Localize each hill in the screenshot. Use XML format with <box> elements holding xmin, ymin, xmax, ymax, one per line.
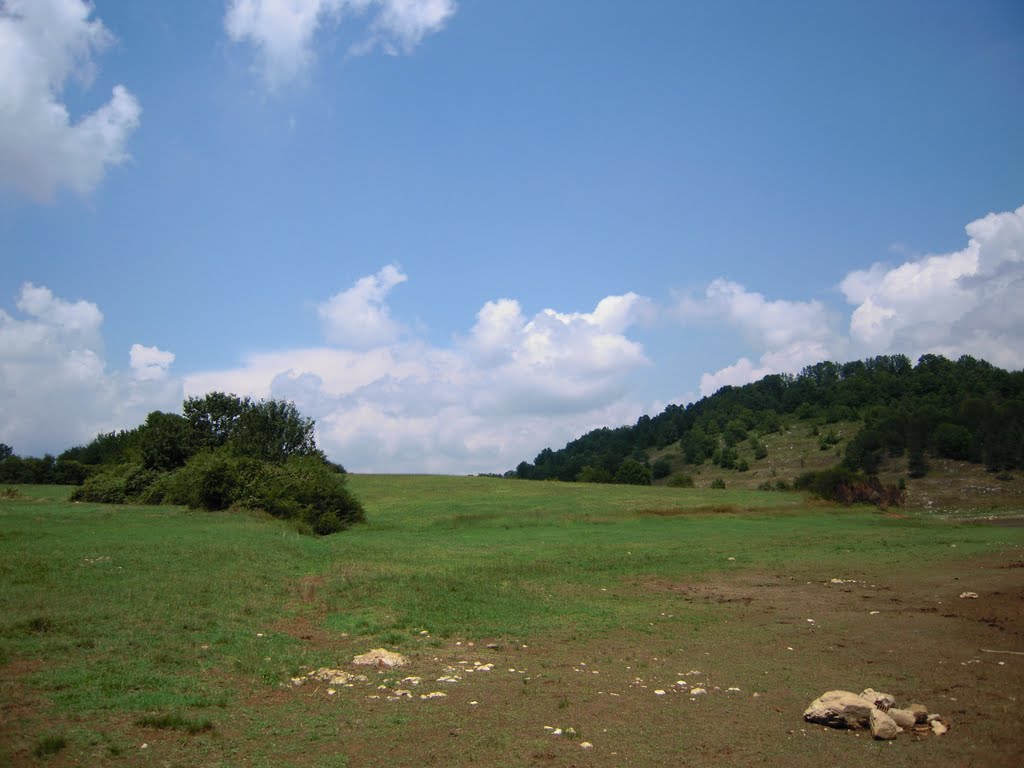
<box><xmin>511</xmin><ymin>354</ymin><xmax>1024</xmax><ymax>500</ymax></box>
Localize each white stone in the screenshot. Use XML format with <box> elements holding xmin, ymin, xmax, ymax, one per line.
<box><xmin>352</xmin><ymin>649</ymin><xmax>409</xmax><ymax>668</ymax></box>
<box><xmin>860</xmin><ymin>688</ymin><xmax>896</xmax><ymax>710</ymax></box>
<box><xmin>804</xmin><ymin>691</ymin><xmax>875</xmax><ymax>728</ymax></box>
<box><xmin>870</xmin><ymin>708</ymin><xmax>900</xmax><ymax>740</ymax></box>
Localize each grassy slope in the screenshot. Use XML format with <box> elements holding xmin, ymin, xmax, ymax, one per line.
<box><xmin>1</xmin><ymin>477</ymin><xmax>1022</xmax><ymax>765</ymax></box>
<box><xmin>649</xmin><ymin>416</ymin><xmax>1024</xmax><ymax>517</ymax></box>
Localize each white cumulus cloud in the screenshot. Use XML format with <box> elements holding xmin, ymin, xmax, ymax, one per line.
<box><xmin>186</xmin><ymin>268</ymin><xmax>651</xmax><ymax>473</ymax></box>
<box><xmin>130</xmin><ymin>343</ymin><xmax>176</xmax><ymax>381</ymax></box>
<box><xmin>678</xmin><ymin>279</ymin><xmax>840</xmax><ymax>396</ymax></box>
<box><xmin>0</xmin><ymin>284</ymin><xmax>181</xmax><ymax>456</ymax></box>
<box><xmin>317</xmin><ymin>263</ymin><xmax>408</xmax><ymax>347</ymax></box>
<box><xmin>685</xmin><ymin>204</ymin><xmax>1024</xmax><ymax>397</ymax></box>
<box><xmin>225</xmin><ymin>0</ymin><xmax>456</xmax><ymax>89</ymax></box>
<box><xmin>840</xmin><ymin>204</ymin><xmax>1024</xmax><ymax>369</ymax></box>
<box><xmin>0</xmin><ymin>0</ymin><xmax>140</xmax><ymax>201</ymax></box>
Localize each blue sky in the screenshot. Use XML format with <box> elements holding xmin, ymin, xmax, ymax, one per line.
<box><xmin>2</xmin><ymin>0</ymin><xmax>1023</xmax><ymax>473</ymax></box>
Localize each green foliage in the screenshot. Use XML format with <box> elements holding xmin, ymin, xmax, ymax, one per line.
<box><xmin>613</xmin><ymin>458</ymin><xmax>652</xmax><ymax>486</ymax></box>
<box><xmin>576</xmin><ymin>465</ymin><xmax>612</xmax><ymax>484</ymax></box>
<box><xmin>666</xmin><ymin>472</ymin><xmax>695</xmax><ymax>488</ymax></box>
<box><xmin>933</xmin><ymin>423</ymin><xmax>975</xmax><ymax>461</ymax></box>
<box><xmin>71</xmin><ymin>463</ymin><xmax>149</xmax><ymax>504</ymax></box>
<box><xmin>140</xmin><ymin>411</ymin><xmax>193</xmax><ymax>471</ymax></box>
<box><xmin>710</xmin><ymin>478</ymin><xmax>726</xmax><ymax>489</ymax></box>
<box><xmin>795</xmin><ymin>466</ymin><xmax>902</xmax><ymax>507</ymax></box>
<box><xmin>651</xmin><ymin>458</ymin><xmax>672</xmax><ymax>480</ymax></box>
<box><xmin>0</xmin><ymin>443</ymin><xmax>12</xmax><ymax>460</ymax></box>
<box><xmin>136</xmin><ymin>713</ymin><xmax>214</xmax><ymax>734</ymax></box>
<box><xmin>907</xmin><ymin>448</ymin><xmax>929</xmax><ymax>478</ymax></box>
<box><xmin>32</xmin><ymin>734</ymin><xmax>67</xmax><ymax>758</ymax></box>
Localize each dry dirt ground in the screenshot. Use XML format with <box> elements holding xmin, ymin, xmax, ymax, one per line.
<box><xmin>3</xmin><ymin>551</ymin><xmax>1023</xmax><ymax>767</ymax></box>
<box><xmin>272</xmin><ymin>550</ymin><xmax>1024</xmax><ymax>767</ymax></box>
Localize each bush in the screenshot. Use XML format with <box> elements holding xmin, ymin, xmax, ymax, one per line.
<box><xmin>613</xmin><ymin>459</ymin><xmax>652</xmax><ymax>486</ymax></box>
<box><xmin>794</xmin><ymin>466</ymin><xmax>902</xmax><ymax>507</ymax></box>
<box><xmin>651</xmin><ymin>458</ymin><xmax>672</xmax><ymax>480</ymax></box>
<box><xmin>666</xmin><ymin>472</ymin><xmax>695</xmax><ymax>488</ymax></box>
<box><xmin>576</xmin><ymin>465</ymin><xmax>612</xmax><ymax>484</ymax></box>
<box><xmin>70</xmin><ymin>451</ymin><xmax>365</xmax><ymax>536</ymax></box>
<box><xmin>710</xmin><ymin>478</ymin><xmax>726</xmax><ymax>489</ymax></box>
<box><xmin>71</xmin><ymin>463</ymin><xmax>166</xmax><ymax>504</ymax></box>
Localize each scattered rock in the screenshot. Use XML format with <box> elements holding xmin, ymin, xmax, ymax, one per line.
<box><xmin>580</xmin><ymin>741</ymin><xmax>594</xmax><ymax>750</ymax></box>
<box><xmin>887</xmin><ymin>708</ymin><xmax>917</xmax><ymax>730</ymax></box>
<box><xmin>870</xmin><ymin>708</ymin><xmax>901</xmax><ymax>740</ymax></box>
<box><xmin>654</xmin><ymin>689</ymin><xmax>666</xmax><ymax>696</ymax></box>
<box><xmin>959</xmin><ymin>591</ymin><xmax>979</xmax><ymax>599</ymax></box>
<box><xmin>690</xmin><ymin>688</ymin><xmax>707</xmax><ymax>696</ymax></box>
<box><xmin>860</xmin><ymin>688</ymin><xmax>896</xmax><ymax>710</ymax></box>
<box><xmin>305</xmin><ymin>668</ymin><xmax>368</xmax><ymax>686</ymax></box>
<box><xmin>419</xmin><ymin>691</ymin><xmax>447</xmax><ymax>700</ymax></box>
<box><xmin>803</xmin><ymin>691</ymin><xmax>875</xmax><ymax>728</ymax></box>
<box><xmin>352</xmin><ymin>649</ymin><xmax>409</xmax><ymax>668</ymax></box>
<box><xmin>805</xmin><ymin>689</ymin><xmax>945</xmax><ymax>740</ymax></box>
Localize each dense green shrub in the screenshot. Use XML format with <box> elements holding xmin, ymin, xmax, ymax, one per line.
<box><xmin>576</xmin><ymin>465</ymin><xmax>612</xmax><ymax>484</ymax></box>
<box><xmin>710</xmin><ymin>478</ymin><xmax>726</xmax><ymax>489</ymax></box>
<box><xmin>613</xmin><ymin>459</ymin><xmax>652</xmax><ymax>486</ymax></box>
<box><xmin>71</xmin><ymin>463</ymin><xmax>169</xmax><ymax>503</ymax></box>
<box><xmin>666</xmin><ymin>472</ymin><xmax>694</xmax><ymax>488</ymax></box>
<box><xmin>794</xmin><ymin>466</ymin><xmax>902</xmax><ymax>507</ymax></box>
<box><xmin>651</xmin><ymin>458</ymin><xmax>672</xmax><ymax>480</ymax></box>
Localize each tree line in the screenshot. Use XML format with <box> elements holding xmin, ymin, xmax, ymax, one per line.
<box><xmin>511</xmin><ymin>354</ymin><xmax>1024</xmax><ymax>485</ymax></box>
<box><xmin>0</xmin><ymin>393</ymin><xmax>363</xmax><ymax>535</ymax></box>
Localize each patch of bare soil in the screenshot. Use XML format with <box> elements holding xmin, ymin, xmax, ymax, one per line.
<box><xmin>325</xmin><ymin>553</ymin><xmax>1024</xmax><ymax>767</ymax></box>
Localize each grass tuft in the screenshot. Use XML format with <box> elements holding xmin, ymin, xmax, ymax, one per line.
<box><xmin>32</xmin><ymin>733</ymin><xmax>67</xmax><ymax>757</ymax></box>
<box><xmin>136</xmin><ymin>713</ymin><xmax>215</xmax><ymax>734</ymax></box>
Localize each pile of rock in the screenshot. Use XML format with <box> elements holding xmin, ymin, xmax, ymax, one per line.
<box><xmin>804</xmin><ymin>688</ymin><xmax>948</xmax><ymax>740</ymax></box>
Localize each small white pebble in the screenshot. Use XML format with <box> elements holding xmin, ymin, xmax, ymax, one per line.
<box><xmin>140</xmin><ymin>744</ymin><xmax>148</xmax><ymax>750</ymax></box>
<box><xmin>654</xmin><ymin>689</ymin><xmax>666</xmax><ymax>695</ymax></box>
<box><xmin>580</xmin><ymin>742</ymin><xmax>594</xmax><ymax>750</ymax></box>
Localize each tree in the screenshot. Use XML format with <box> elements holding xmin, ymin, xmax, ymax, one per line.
<box><xmin>184</xmin><ymin>393</ymin><xmax>317</xmax><ymax>464</ymax></box>
<box><xmin>231</xmin><ymin>399</ymin><xmax>316</xmax><ymax>463</ymax></box>
<box><xmin>140</xmin><ymin>412</ymin><xmax>193</xmax><ymax>471</ymax></box>
<box><xmin>0</xmin><ymin>443</ymin><xmax>12</xmax><ymax>461</ymax></box>
<box><xmin>184</xmin><ymin>392</ymin><xmax>250</xmax><ymax>450</ymax></box>
<box><xmin>613</xmin><ymin>458</ymin><xmax>651</xmax><ymax>486</ymax></box>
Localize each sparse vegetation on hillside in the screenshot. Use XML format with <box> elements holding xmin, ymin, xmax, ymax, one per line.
<box><xmin>511</xmin><ymin>354</ymin><xmax>1024</xmax><ymax>503</ymax></box>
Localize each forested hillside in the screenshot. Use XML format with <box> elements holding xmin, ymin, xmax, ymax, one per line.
<box><xmin>512</xmin><ymin>354</ymin><xmax>1024</xmax><ymax>485</ymax></box>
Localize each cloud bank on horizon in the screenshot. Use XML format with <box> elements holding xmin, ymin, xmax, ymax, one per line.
<box><xmin>3</xmin><ymin>203</ymin><xmax>1023</xmax><ymax>472</ymax></box>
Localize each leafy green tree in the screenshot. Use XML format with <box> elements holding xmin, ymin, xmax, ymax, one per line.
<box><xmin>932</xmin><ymin>423</ymin><xmax>975</xmax><ymax>461</ymax></box>
<box><xmin>0</xmin><ymin>443</ymin><xmax>12</xmax><ymax>461</ymax></box>
<box><xmin>907</xmin><ymin>448</ymin><xmax>929</xmax><ymax>478</ymax></box>
<box><xmin>231</xmin><ymin>399</ymin><xmax>316</xmax><ymax>463</ymax></box>
<box><xmin>184</xmin><ymin>392</ymin><xmax>250</xmax><ymax>450</ymax></box>
<box><xmin>140</xmin><ymin>411</ymin><xmax>193</xmax><ymax>471</ymax></box>
<box><xmin>651</xmin><ymin>458</ymin><xmax>672</xmax><ymax>480</ymax></box>
<box><xmin>576</xmin><ymin>465</ymin><xmax>612</xmax><ymax>484</ymax></box>
<box><xmin>613</xmin><ymin>458</ymin><xmax>651</xmax><ymax>486</ymax></box>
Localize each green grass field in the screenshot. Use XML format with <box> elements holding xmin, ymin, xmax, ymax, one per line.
<box><xmin>2</xmin><ymin>478</ymin><xmax>1022</xmax><ymax>766</ymax></box>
